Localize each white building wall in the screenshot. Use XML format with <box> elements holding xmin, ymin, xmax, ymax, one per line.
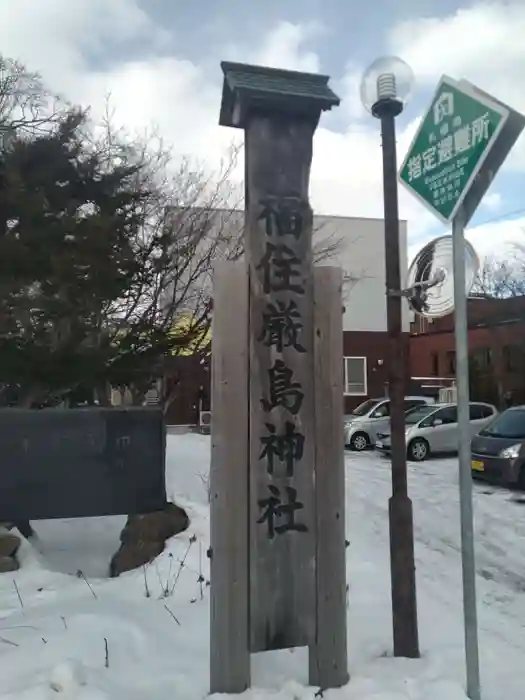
<box><xmin>314</xmin><ymin>215</ymin><xmax>410</xmax><ymax>333</ymax></box>
<box><xmin>164</xmin><ymin>209</ymin><xmax>410</xmax><ymax>333</ymax></box>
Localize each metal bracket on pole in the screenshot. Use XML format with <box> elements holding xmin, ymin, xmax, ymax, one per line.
<box><xmin>387</xmin><ymin>268</ymin><xmax>446</xmax><ymax>311</ymax></box>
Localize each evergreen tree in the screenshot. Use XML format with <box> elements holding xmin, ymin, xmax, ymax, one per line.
<box><xmin>0</xmin><ymin>110</ymin><xmax>150</xmax><ymax>405</ymax></box>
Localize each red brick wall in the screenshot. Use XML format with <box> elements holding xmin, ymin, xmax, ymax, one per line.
<box><xmin>164</xmin><ymin>356</ymin><xmax>210</xmax><ymax>426</ymax></box>
<box><xmin>343</xmin><ymin>331</ymin><xmax>410</xmax><ymax>412</ymax></box>
<box><xmin>411</xmin><ymin>297</ymin><xmax>525</xmax><ymax>336</ymax></box>
<box><xmin>410</xmin><ymin>321</ymin><xmax>525</xmax><ymax>405</ymax></box>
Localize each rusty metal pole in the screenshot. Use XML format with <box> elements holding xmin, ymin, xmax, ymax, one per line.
<box><xmin>377</xmin><ymin>104</ymin><xmax>420</xmax><ymax>659</ymax></box>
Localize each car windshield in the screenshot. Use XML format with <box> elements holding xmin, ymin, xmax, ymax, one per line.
<box><xmin>351</xmin><ymin>399</ymin><xmax>382</xmax><ymax>417</ymax></box>
<box><xmin>405</xmin><ymin>405</ymin><xmax>436</xmax><ymax>425</ymax></box>
<box><xmin>479</xmin><ymin>408</ymin><xmax>525</xmax><ymax>439</ymax></box>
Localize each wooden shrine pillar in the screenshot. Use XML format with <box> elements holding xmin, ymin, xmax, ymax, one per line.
<box><xmin>211</xmin><ymin>61</ymin><xmax>348</xmax><ymax>694</ymax></box>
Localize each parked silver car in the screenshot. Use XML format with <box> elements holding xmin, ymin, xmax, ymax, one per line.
<box><xmin>375</xmin><ymin>401</ymin><xmax>498</xmax><ymax>462</ymax></box>
<box><xmin>344</xmin><ymin>396</ymin><xmax>434</xmax><ymax>451</ymax></box>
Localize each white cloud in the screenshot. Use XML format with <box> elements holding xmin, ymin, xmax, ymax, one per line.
<box><xmin>390</xmin><ymin>1</ymin><xmax>525</xmax><ymax>170</ymax></box>
<box><xmin>480</xmin><ymin>192</ymin><xmax>503</xmax><ymax>213</ymax></box>
<box><xmin>0</xmin><ymin>0</ymin><xmax>523</xmax><ymax>260</ymax></box>
<box><xmin>407</xmin><ymin>215</ymin><xmax>525</xmax><ymax>265</ymax></box>
<box><xmin>390</xmin><ymin>2</ymin><xmax>525</xmax><ymax>105</ymax></box>
<box><xmin>0</xmin><ymin>0</ymin><xmax>166</xmax><ymax>97</ymax></box>
<box><xmin>247</xmin><ymin>20</ymin><xmax>322</xmax><ymax>73</ymax></box>
<box><xmin>337</xmin><ymin>61</ymin><xmax>367</xmax><ymax>122</ymax></box>
<box><xmin>467</xmin><ymin>215</ymin><xmax>525</xmax><ymax>259</ymax></box>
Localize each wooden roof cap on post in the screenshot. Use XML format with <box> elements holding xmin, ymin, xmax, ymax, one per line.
<box><xmin>219</xmin><ymin>61</ymin><xmax>341</xmax><ymax>128</ymax></box>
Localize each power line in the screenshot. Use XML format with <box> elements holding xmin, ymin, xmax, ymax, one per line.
<box><xmin>471</xmin><ymin>207</ymin><xmax>525</xmax><ymax>229</ymax></box>
<box><xmin>409</xmin><ymin>207</ymin><xmax>525</xmax><ymax>256</ymax></box>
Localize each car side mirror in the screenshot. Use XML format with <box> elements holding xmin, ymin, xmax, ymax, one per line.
<box><xmin>433</xmin><ymin>418</ymin><xmax>443</xmax><ymax>427</ymax></box>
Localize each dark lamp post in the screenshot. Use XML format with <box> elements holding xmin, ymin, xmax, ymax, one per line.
<box><xmin>360</xmin><ymin>55</ymin><xmax>420</xmax><ymax>659</ymax></box>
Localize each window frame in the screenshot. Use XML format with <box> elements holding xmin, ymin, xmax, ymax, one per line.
<box><xmin>404</xmin><ymin>399</ymin><xmax>427</xmax><ymax>412</ymax></box>
<box><xmin>370</xmin><ymin>400</ymin><xmax>389</xmax><ymax>418</ymax></box>
<box><xmin>343</xmin><ymin>356</ymin><xmax>368</xmax><ymax>396</ymax></box>
<box><xmin>478</xmin><ymin>403</ymin><xmax>496</xmax><ymax>419</ymax></box>
<box><xmin>469</xmin><ymin>403</ymin><xmax>485</xmax><ymax>420</ymax></box>
<box><xmin>503</xmin><ymin>345</ymin><xmax>522</xmax><ymax>373</ymax></box>
<box><xmin>472</xmin><ymin>347</ymin><xmax>492</xmax><ymax>370</ymax></box>
<box><xmin>433</xmin><ymin>406</ymin><xmax>458</xmax><ymax>425</ymax></box>
<box><xmin>431</xmin><ymin>352</ymin><xmax>439</xmax><ymax>376</ymax></box>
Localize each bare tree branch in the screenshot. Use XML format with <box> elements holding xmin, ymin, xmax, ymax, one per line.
<box><xmin>472</xmin><ymin>254</ymin><xmax>525</xmax><ymax>299</ymax></box>
<box><xmin>0</xmin><ymin>55</ymin><xmax>64</xmax><ymax>143</ymax></box>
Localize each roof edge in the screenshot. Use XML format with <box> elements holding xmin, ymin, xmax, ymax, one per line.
<box><xmin>220</xmin><ymin>60</ymin><xmax>331</xmax><ymax>85</ymax></box>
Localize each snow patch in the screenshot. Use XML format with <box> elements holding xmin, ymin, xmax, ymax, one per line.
<box><xmin>0</xmin><ymin>437</ymin><xmax>523</xmax><ymax>698</ymax></box>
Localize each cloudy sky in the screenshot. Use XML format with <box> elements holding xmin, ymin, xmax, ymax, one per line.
<box><xmin>1</xmin><ymin>0</ymin><xmax>524</xmax><ymax>260</ymax></box>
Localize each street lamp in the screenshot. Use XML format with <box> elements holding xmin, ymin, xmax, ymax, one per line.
<box><xmin>360</xmin><ymin>56</ymin><xmax>420</xmax><ymax>659</ymax></box>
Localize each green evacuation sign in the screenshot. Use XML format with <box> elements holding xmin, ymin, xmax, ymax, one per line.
<box><xmin>399</xmin><ymin>75</ymin><xmax>508</xmax><ymax>223</ymax></box>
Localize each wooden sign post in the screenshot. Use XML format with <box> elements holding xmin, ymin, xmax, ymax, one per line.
<box><xmin>211</xmin><ymin>62</ymin><xmax>348</xmax><ymax>694</ymax></box>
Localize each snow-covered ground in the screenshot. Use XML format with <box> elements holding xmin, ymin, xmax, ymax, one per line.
<box><xmin>0</xmin><ymin>435</ymin><xmax>524</xmax><ymax>699</ymax></box>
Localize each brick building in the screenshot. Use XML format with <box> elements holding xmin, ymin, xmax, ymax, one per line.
<box><xmin>410</xmin><ymin>296</ymin><xmax>525</xmax><ymax>407</ymax></box>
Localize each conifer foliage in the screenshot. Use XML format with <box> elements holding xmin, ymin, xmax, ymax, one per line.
<box><xmin>0</xmin><ymin>55</ymin><xmax>241</xmax><ymax>408</ymax></box>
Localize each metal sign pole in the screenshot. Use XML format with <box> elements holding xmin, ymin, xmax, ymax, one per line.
<box><xmin>396</xmin><ymin>67</ymin><xmax>524</xmax><ymax>700</ymax></box>
<box><xmin>452</xmin><ymin>212</ymin><xmax>481</xmax><ymax>700</ymax></box>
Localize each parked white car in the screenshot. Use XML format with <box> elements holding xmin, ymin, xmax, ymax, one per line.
<box><xmin>344</xmin><ymin>396</ymin><xmax>434</xmax><ymax>451</ymax></box>
<box><xmin>375</xmin><ymin>401</ymin><xmax>498</xmax><ymax>462</ymax></box>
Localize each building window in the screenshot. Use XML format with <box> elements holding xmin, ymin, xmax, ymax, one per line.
<box><xmin>446</xmin><ymin>350</ymin><xmax>456</xmax><ymax>374</ymax></box>
<box><xmin>503</xmin><ymin>345</ymin><xmax>522</xmax><ymax>372</ymax></box>
<box><xmin>472</xmin><ymin>347</ymin><xmax>492</xmax><ymax>370</ymax></box>
<box><xmin>344</xmin><ymin>357</ymin><xmax>367</xmax><ymax>395</ymax></box>
<box><xmin>431</xmin><ymin>352</ymin><xmax>439</xmax><ymax>376</ymax></box>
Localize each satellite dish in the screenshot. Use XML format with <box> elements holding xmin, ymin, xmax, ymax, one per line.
<box><xmin>403</xmin><ymin>235</ymin><xmax>479</xmax><ymax>318</ymax></box>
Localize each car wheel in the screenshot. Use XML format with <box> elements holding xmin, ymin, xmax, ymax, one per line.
<box><xmin>350</xmin><ymin>432</ymin><xmax>369</xmax><ymax>451</ymax></box>
<box><xmin>407</xmin><ymin>438</ymin><xmax>429</xmax><ymax>462</ymax></box>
